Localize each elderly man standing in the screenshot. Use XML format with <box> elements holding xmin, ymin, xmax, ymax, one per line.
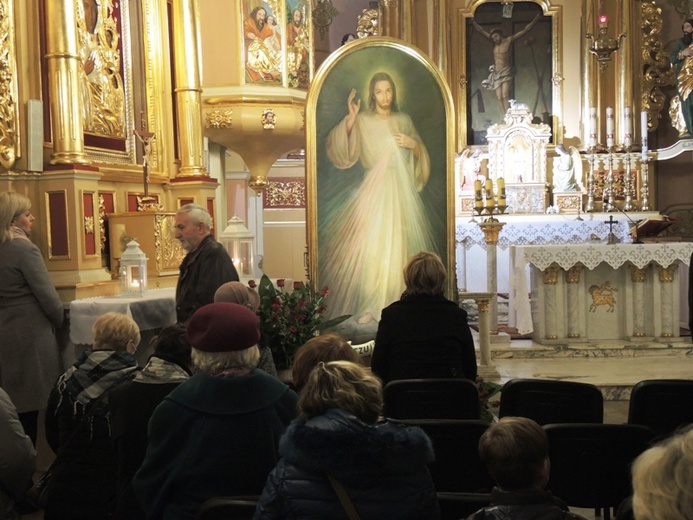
<box><xmin>174</xmin><ymin>204</ymin><xmax>238</xmax><ymax>323</ymax></box>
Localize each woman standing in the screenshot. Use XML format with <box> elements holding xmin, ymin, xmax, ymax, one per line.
<box><xmin>371</xmin><ymin>251</ymin><xmax>477</xmax><ymax>385</ymax></box>
<box><xmin>0</xmin><ymin>191</ymin><xmax>64</xmax><ymax>444</ymax></box>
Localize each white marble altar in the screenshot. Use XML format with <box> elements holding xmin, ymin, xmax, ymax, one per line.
<box><xmin>510</xmin><ymin>243</ymin><xmax>693</xmax><ymax>342</ymax></box>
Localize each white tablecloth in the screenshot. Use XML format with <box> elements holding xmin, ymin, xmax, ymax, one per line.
<box><xmin>69</xmin><ymin>288</ymin><xmax>177</xmax><ymax>344</ymax></box>
<box><xmin>510</xmin><ymin>243</ymin><xmax>693</xmax><ymax>334</ymax></box>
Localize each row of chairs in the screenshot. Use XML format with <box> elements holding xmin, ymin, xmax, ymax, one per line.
<box><xmin>383</xmin><ymin>377</ymin><xmax>693</xmax><ymax>438</ymax></box>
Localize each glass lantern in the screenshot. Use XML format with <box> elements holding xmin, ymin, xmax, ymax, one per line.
<box><xmin>119</xmin><ymin>239</ymin><xmax>148</xmax><ymax>297</ymax></box>
<box><xmin>218</xmin><ymin>216</ymin><xmax>255</xmax><ymax>278</ymax></box>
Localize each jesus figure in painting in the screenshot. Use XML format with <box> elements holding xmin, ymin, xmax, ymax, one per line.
<box><xmin>321</xmin><ymin>71</ymin><xmax>434</xmax><ymax>321</ymax></box>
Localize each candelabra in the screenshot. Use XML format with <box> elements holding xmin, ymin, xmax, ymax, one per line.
<box><xmin>585</xmin><ymin>16</ymin><xmax>626</xmax><ymax>73</ymax></box>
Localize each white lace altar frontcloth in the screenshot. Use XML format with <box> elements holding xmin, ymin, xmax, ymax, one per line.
<box><xmin>455</xmin><ymin>216</ymin><xmax>634</xmax><ymax>250</ymax></box>
<box><xmin>510</xmin><ymin>243</ymin><xmax>693</xmax><ymax>334</ymax></box>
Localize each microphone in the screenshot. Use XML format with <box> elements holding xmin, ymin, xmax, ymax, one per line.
<box><xmin>602</xmin><ymin>201</ymin><xmax>643</xmax><ymax>244</ymax></box>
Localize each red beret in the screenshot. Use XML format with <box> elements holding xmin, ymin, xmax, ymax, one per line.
<box><xmin>186</xmin><ymin>302</ymin><xmax>260</xmax><ymax>352</ymax></box>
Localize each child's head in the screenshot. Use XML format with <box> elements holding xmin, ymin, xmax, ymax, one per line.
<box><xmin>478</xmin><ymin>417</ymin><xmax>550</xmax><ymax>491</ymax></box>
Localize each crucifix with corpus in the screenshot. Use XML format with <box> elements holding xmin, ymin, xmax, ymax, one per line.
<box><xmin>133</xmin><ymin>114</ymin><xmax>155</xmax><ymax>197</ymax></box>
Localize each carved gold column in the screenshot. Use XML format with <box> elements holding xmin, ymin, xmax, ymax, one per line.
<box><xmin>44</xmin><ymin>0</ymin><xmax>89</xmax><ymax>164</ymax></box>
<box><xmin>565</xmin><ymin>265</ymin><xmax>583</xmax><ymax>338</ymax></box>
<box><xmin>628</xmin><ymin>263</ymin><xmax>648</xmax><ymax>338</ymax></box>
<box><xmin>657</xmin><ymin>264</ymin><xmax>677</xmax><ymax>338</ymax></box>
<box><xmin>379</xmin><ymin>0</ymin><xmax>401</xmax><ymax>39</ymax></box>
<box><xmin>542</xmin><ymin>264</ymin><xmax>560</xmax><ymax>340</ymax></box>
<box><xmin>171</xmin><ymin>0</ymin><xmax>206</xmax><ymax>177</ymax></box>
<box><xmin>479</xmin><ymin>218</ymin><xmax>505</xmax><ymax>335</ymax></box>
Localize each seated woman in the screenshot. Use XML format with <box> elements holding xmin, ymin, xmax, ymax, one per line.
<box><xmin>44</xmin><ymin>312</ymin><xmax>140</xmax><ymax>520</ymax></box>
<box><xmin>290</xmin><ymin>333</ymin><xmax>360</xmax><ymax>391</ymax></box>
<box><xmin>109</xmin><ymin>324</ymin><xmax>192</xmax><ymax>520</ymax></box>
<box><xmin>371</xmin><ymin>251</ymin><xmax>477</xmax><ymax>385</ymax></box>
<box><xmin>255</xmin><ymin>360</ymin><xmax>440</xmax><ymax>519</ymax></box>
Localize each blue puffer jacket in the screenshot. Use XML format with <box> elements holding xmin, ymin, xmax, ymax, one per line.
<box><xmin>254</xmin><ymin>408</ymin><xmax>441</xmax><ymax>519</ymax></box>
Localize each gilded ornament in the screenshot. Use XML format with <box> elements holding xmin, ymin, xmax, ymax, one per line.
<box><xmin>206</xmin><ymin>109</ymin><xmax>233</xmax><ymax>129</ymax></box>
<box><xmin>313</xmin><ymin>0</ymin><xmax>339</xmax><ymax>38</ymax></box>
<box><xmin>249</xmin><ymin>176</ymin><xmax>269</xmax><ymax>195</ymax></box>
<box><xmin>476</xmin><ymin>299</ymin><xmax>490</xmax><ymax>314</ymax></box>
<box><xmin>98</xmin><ymin>195</ymin><xmax>107</xmax><ymax>253</ymax></box>
<box><xmin>261</xmin><ymin>108</ymin><xmax>276</xmax><ymax>130</ymax></box>
<box><xmin>266</xmin><ymin>179</ymin><xmax>306</xmax><ymax>208</ymax></box>
<box><xmin>641</xmin><ymin>1</ymin><xmax>674</xmax><ymax>133</ymax></box>
<box><xmin>542</xmin><ymin>264</ymin><xmax>560</xmax><ymax>285</ymax></box>
<box><xmin>84</xmin><ymin>216</ymin><xmax>95</xmax><ymax>235</ymax></box>
<box><xmin>565</xmin><ymin>264</ymin><xmax>583</xmax><ymax>284</ymax></box>
<box><xmin>0</xmin><ymin>0</ymin><xmax>17</xmax><ymax>170</ymax></box>
<box><xmin>588</xmin><ymin>281</ymin><xmax>617</xmax><ymax>312</ymax></box>
<box><xmin>657</xmin><ymin>264</ymin><xmax>676</xmax><ymax>283</ymax></box>
<box><xmin>628</xmin><ymin>264</ymin><xmax>648</xmax><ymax>283</ymax></box>
<box><xmin>155</xmin><ymin>214</ymin><xmax>186</xmax><ymax>272</ymax></box>
<box><xmin>357</xmin><ymin>8</ymin><xmax>380</xmax><ymax>38</ymax></box>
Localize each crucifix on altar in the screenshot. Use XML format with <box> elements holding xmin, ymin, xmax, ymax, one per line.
<box><xmin>133</xmin><ymin>114</ymin><xmax>159</xmax><ymax>210</ymax></box>
<box><xmin>604</xmin><ymin>215</ymin><xmax>619</xmax><ymax>244</ymax></box>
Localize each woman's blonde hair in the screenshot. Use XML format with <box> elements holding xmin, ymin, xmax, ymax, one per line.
<box><xmin>192</xmin><ymin>345</ymin><xmax>260</xmax><ymax>374</ymax></box>
<box><xmin>632</xmin><ymin>426</ymin><xmax>693</xmax><ymax>520</ymax></box>
<box><xmin>403</xmin><ymin>251</ymin><xmax>447</xmax><ymax>296</ymax></box>
<box><xmin>0</xmin><ymin>191</ymin><xmax>31</xmax><ymax>243</ymax></box>
<box><xmin>92</xmin><ymin>312</ymin><xmax>141</xmax><ymax>351</ymax></box>
<box><xmin>298</xmin><ymin>360</ymin><xmax>382</xmax><ymax>424</ymax></box>
<box><xmin>292</xmin><ymin>333</ymin><xmax>360</xmax><ymax>391</ymax></box>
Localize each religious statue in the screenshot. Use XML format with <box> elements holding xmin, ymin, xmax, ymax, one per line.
<box><xmin>552</xmin><ymin>143</ymin><xmax>581</xmax><ymax>192</ymax></box>
<box><xmin>133</xmin><ymin>119</ymin><xmax>159</xmax><ymax>211</ymax></box>
<box><xmin>669</xmin><ymin>18</ymin><xmax>693</xmax><ymax>136</ymax></box>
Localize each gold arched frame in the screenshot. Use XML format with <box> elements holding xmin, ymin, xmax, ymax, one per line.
<box><xmin>457</xmin><ymin>0</ymin><xmax>563</xmax><ymax>151</ymax></box>
<box><xmin>306</xmin><ymin>36</ymin><xmax>457</xmax><ymax>306</ymax></box>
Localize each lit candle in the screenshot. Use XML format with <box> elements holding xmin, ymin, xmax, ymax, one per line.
<box><xmin>474</xmin><ymin>180</ymin><xmax>483</xmax><ymax>209</ymax></box>
<box><xmin>606</xmin><ymin>107</ymin><xmax>614</xmax><ymax>148</ymax></box>
<box><xmin>599</xmin><ymin>14</ymin><xmax>608</xmax><ymax>29</ymax></box>
<box><xmin>589</xmin><ymin>107</ymin><xmax>598</xmax><ymax>147</ymax></box>
<box><xmin>641</xmin><ymin>111</ymin><xmax>648</xmax><ymax>152</ymax></box>
<box><xmin>623</xmin><ymin>106</ymin><xmax>632</xmax><ymax>148</ymax></box>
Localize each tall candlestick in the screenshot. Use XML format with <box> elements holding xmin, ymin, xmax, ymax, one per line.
<box><xmin>497</xmin><ymin>177</ymin><xmax>506</xmax><ymax>205</ymax></box>
<box><xmin>474</xmin><ymin>180</ymin><xmax>483</xmax><ymax>209</ymax></box>
<box><xmin>485</xmin><ymin>179</ymin><xmax>494</xmax><ymax>208</ymax></box>
<box><xmin>589</xmin><ymin>107</ymin><xmax>598</xmax><ymax>148</ymax></box>
<box><xmin>606</xmin><ymin>107</ymin><xmax>614</xmax><ymax>148</ymax></box>
<box><xmin>623</xmin><ymin>106</ymin><xmax>632</xmax><ymax>148</ymax></box>
<box><xmin>641</xmin><ymin>111</ymin><xmax>648</xmax><ymax>153</ymax></box>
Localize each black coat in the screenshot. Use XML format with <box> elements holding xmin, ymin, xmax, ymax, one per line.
<box><xmin>254</xmin><ymin>408</ymin><xmax>440</xmax><ymax>519</ymax></box>
<box><xmin>371</xmin><ymin>294</ymin><xmax>477</xmax><ymax>385</ymax></box>
<box><xmin>467</xmin><ymin>487</ymin><xmax>588</xmax><ymax>520</ymax></box>
<box><xmin>175</xmin><ymin>235</ymin><xmax>238</xmax><ymax>323</ymax></box>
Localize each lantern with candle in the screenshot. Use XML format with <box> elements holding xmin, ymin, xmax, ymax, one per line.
<box><xmin>120</xmin><ymin>240</ymin><xmax>148</xmax><ymax>297</ymax></box>
<box><xmin>219</xmin><ymin>215</ymin><xmax>256</xmax><ymax>278</ymax></box>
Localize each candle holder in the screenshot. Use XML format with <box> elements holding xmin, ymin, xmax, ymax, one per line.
<box><xmin>622</xmin><ymin>147</ymin><xmax>636</xmax><ymax>211</ymax></box>
<box><xmin>585</xmin><ymin>146</ymin><xmax>597</xmax><ymax>212</ymax></box>
<box><xmin>604</xmin><ymin>147</ymin><xmax>616</xmax><ymax>211</ymax></box>
<box><xmin>640</xmin><ymin>151</ymin><xmax>651</xmax><ymax>211</ymax></box>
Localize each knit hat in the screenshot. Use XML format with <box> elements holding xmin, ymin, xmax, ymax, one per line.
<box><xmin>214</xmin><ymin>281</ymin><xmax>260</xmax><ymax>312</ymax></box>
<box><xmin>186</xmin><ymin>302</ymin><xmax>260</xmax><ymax>352</ymax></box>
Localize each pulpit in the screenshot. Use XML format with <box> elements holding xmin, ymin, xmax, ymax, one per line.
<box><xmin>108</xmin><ymin>212</ymin><xmax>185</xmax><ymax>278</ymax></box>
<box><xmin>510</xmin><ymin>243</ymin><xmax>693</xmax><ymax>343</ymax></box>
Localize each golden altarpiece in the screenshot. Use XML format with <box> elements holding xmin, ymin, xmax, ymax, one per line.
<box><xmin>0</xmin><ymin>0</ymin><xmax>688</xmax><ymax>302</ymax></box>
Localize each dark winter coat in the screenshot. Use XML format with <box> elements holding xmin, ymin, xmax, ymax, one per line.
<box><xmin>254</xmin><ymin>408</ymin><xmax>440</xmax><ymax>519</ymax></box>
<box><xmin>372</xmin><ymin>293</ymin><xmax>477</xmax><ymax>385</ymax></box>
<box><xmin>133</xmin><ymin>370</ymin><xmax>297</xmax><ymax>520</ymax></box>
<box><xmin>467</xmin><ymin>487</ymin><xmax>588</xmax><ymax>520</ymax></box>
<box><xmin>175</xmin><ymin>234</ymin><xmax>238</xmax><ymax>323</ymax></box>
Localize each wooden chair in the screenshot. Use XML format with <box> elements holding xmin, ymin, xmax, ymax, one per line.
<box><xmin>383</xmin><ymin>378</ymin><xmax>480</xmax><ymax>420</ymax></box>
<box><xmin>544</xmin><ymin>423</ymin><xmax>655</xmax><ymax>520</ymax></box>
<box><xmin>499</xmin><ymin>378</ymin><xmax>603</xmax><ymax>425</ymax></box>
<box><xmin>627</xmin><ymin>379</ymin><xmax>693</xmax><ymax>439</ymax></box>
<box><xmin>402</xmin><ymin>419</ymin><xmax>494</xmax><ymax>493</ymax></box>
<box><xmin>196</xmin><ymin>495</ymin><xmax>259</xmax><ymax>520</ymax></box>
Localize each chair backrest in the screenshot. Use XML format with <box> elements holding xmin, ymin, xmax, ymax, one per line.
<box><xmin>437</xmin><ymin>492</ymin><xmax>493</xmax><ymax>520</ymax></box>
<box><xmin>499</xmin><ymin>378</ymin><xmax>603</xmax><ymax>425</ymax></box>
<box><xmin>627</xmin><ymin>379</ymin><xmax>693</xmax><ymax>438</ymax></box>
<box><xmin>402</xmin><ymin>419</ymin><xmax>494</xmax><ymax>493</ymax></box>
<box><xmin>383</xmin><ymin>378</ymin><xmax>480</xmax><ymax>420</ymax></box>
<box><xmin>196</xmin><ymin>496</ymin><xmax>259</xmax><ymax>520</ymax></box>
<box><xmin>544</xmin><ymin>424</ymin><xmax>655</xmax><ymax>511</ymax></box>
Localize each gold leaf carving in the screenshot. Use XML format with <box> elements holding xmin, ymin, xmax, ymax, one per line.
<box><xmin>265</xmin><ymin>179</ymin><xmax>306</xmax><ymax>208</ymax></box>
<box><xmin>155</xmin><ymin>214</ymin><xmax>186</xmax><ymax>272</ymax></box>
<box><xmin>641</xmin><ymin>1</ymin><xmax>674</xmax><ymax>133</ymax></box>
<box><xmin>206</xmin><ymin>109</ymin><xmax>233</xmax><ymax>128</ymax></box>
<box><xmin>0</xmin><ymin>0</ymin><xmax>17</xmax><ymax>170</ymax></box>
<box><xmin>84</xmin><ymin>216</ymin><xmax>95</xmax><ymax>235</ymax></box>
<box><xmin>261</xmin><ymin>108</ymin><xmax>276</xmax><ymax>129</ymax></box>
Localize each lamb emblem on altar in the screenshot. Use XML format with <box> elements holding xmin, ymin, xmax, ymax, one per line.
<box><xmin>588</xmin><ymin>281</ymin><xmax>618</xmax><ymax>313</ymax></box>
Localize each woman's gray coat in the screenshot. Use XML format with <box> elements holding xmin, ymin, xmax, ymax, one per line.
<box><xmin>0</xmin><ymin>238</ymin><xmax>63</xmax><ymax>412</ymax></box>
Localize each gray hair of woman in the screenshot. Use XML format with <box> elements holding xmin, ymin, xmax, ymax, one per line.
<box><xmin>0</xmin><ymin>191</ymin><xmax>31</xmax><ymax>243</ymax></box>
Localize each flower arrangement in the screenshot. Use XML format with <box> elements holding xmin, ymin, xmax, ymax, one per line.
<box><xmin>476</xmin><ymin>376</ymin><xmax>502</xmax><ymax>423</ymax></box>
<box><xmin>252</xmin><ymin>274</ymin><xmax>350</xmax><ymax>370</ymax></box>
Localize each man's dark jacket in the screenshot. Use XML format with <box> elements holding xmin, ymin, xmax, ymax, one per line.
<box><xmin>175</xmin><ymin>234</ymin><xmax>238</xmax><ymax>322</ymax></box>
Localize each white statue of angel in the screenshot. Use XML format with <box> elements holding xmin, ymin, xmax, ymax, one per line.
<box><xmin>552</xmin><ymin>143</ymin><xmax>582</xmax><ymax>192</ymax></box>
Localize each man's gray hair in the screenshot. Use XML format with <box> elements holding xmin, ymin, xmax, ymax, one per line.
<box><xmin>177</xmin><ymin>203</ymin><xmax>211</xmax><ymax>231</ymax></box>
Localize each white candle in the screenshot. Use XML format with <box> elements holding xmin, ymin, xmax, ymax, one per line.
<box><xmin>641</xmin><ymin>111</ymin><xmax>648</xmax><ymax>152</ymax></box>
<box><xmin>589</xmin><ymin>107</ymin><xmax>598</xmax><ymax>147</ymax></box>
<box><xmin>623</xmin><ymin>106</ymin><xmax>632</xmax><ymax>147</ymax></box>
<box><xmin>606</xmin><ymin>107</ymin><xmax>614</xmax><ymax>148</ymax></box>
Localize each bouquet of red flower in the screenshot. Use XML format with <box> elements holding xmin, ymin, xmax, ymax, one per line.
<box><xmin>252</xmin><ymin>274</ymin><xmax>350</xmax><ymax>370</ymax></box>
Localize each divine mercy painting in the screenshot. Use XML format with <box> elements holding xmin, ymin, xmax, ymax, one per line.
<box><xmin>307</xmin><ymin>38</ymin><xmax>454</xmax><ymax>331</ymax></box>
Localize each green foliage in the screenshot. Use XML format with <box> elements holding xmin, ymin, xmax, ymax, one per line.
<box><xmin>476</xmin><ymin>376</ymin><xmax>502</xmax><ymax>423</ymax></box>
<box><xmin>254</xmin><ymin>274</ymin><xmax>350</xmax><ymax>370</ymax></box>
